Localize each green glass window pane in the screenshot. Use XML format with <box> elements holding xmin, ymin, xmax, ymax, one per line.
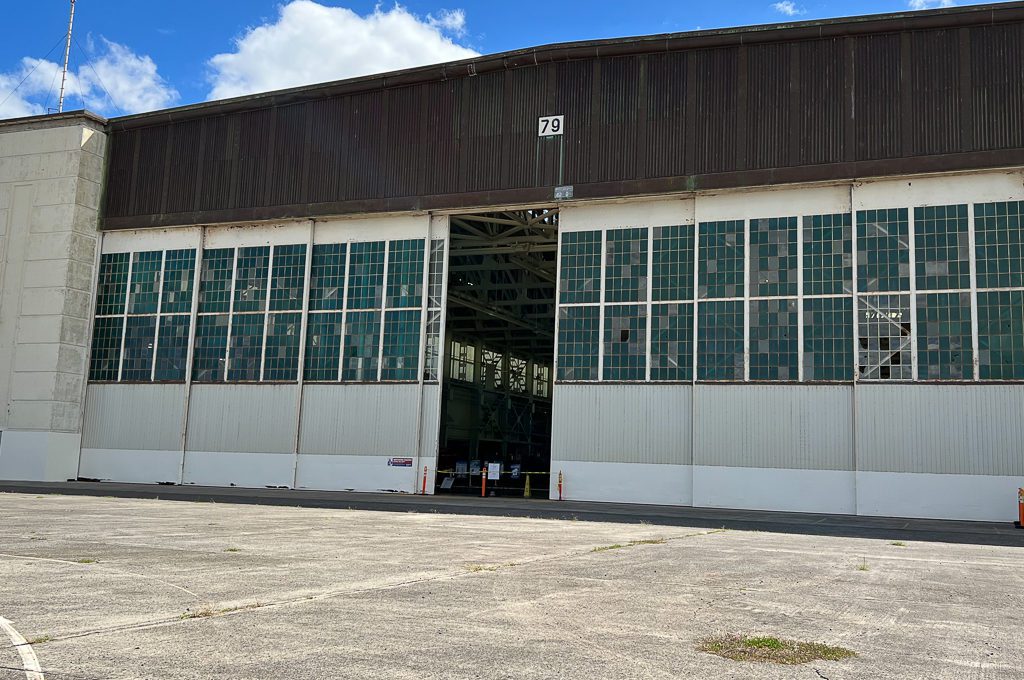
<box><xmin>857</xmin><ymin>209</ymin><xmax>910</xmax><ymax>292</ymax></box>
<box><xmin>342</xmin><ymin>310</ymin><xmax>381</xmax><ymax>381</ymax></box>
<box><xmin>424</xmin><ymin>309</ymin><xmax>442</xmax><ymax>381</ymax></box>
<box><xmin>803</xmin><ymin>297</ymin><xmax>853</xmax><ymax>381</ymax></box>
<box><xmin>749</xmin><ymin>298</ymin><xmax>798</xmax><ymax>380</ymax></box>
<box><xmin>975</xmin><ymin>201</ymin><xmax>1024</xmax><ymax>289</ymax></box>
<box><xmin>698</xmin><ymin>221</ymin><xmax>744</xmax><ymax>299</ymax></box>
<box><xmin>88</xmin><ymin>317</ymin><xmax>123</xmax><ymax>381</ymax></box>
<box><xmin>198</xmin><ymin>248</ymin><xmax>234</xmax><ymax>313</ymax></box>
<box><xmin>917</xmin><ymin>292</ymin><xmax>973</xmax><ymax>380</ymax></box>
<box><xmin>128</xmin><ymin>251</ymin><xmax>162</xmax><ymax>314</ymax></box>
<box><xmin>304</xmin><ymin>312</ymin><xmax>342</xmax><ymax>381</ymax></box>
<box><xmin>604</xmin><ymin>228</ymin><xmax>648</xmax><ymax>303</ymax></box>
<box><xmin>803</xmin><ymin>214</ymin><xmax>853</xmax><ymax>296</ymax></box>
<box><xmin>264</xmin><ymin>312</ymin><xmax>301</xmax><ymax>381</ymax></box>
<box><xmin>161</xmin><ymin>249</ymin><xmax>196</xmax><ymax>314</ymax></box>
<box><xmin>122</xmin><ymin>316</ymin><xmax>157</xmax><ymax>381</ymax></box>
<box><xmin>977</xmin><ymin>290</ymin><xmax>1024</xmax><ymax>379</ymax></box>
<box><xmin>155</xmin><ymin>315</ymin><xmax>190</xmax><ymax>381</ymax></box>
<box><xmin>603</xmin><ymin>304</ymin><xmax>646</xmax><ymax>380</ymax></box>
<box><xmin>650</xmin><ymin>303</ymin><xmax>693</xmax><ymax>381</ymax></box>
<box><xmin>192</xmin><ymin>314</ymin><xmax>228</xmax><ymax>382</ymax></box>
<box><xmin>914</xmin><ymin>205</ymin><xmax>970</xmax><ymax>291</ymax></box>
<box><xmin>346</xmin><ymin>242</ymin><xmax>385</xmax><ymax>310</ymax></box>
<box><xmin>386</xmin><ymin>239</ymin><xmax>425</xmax><ymax>308</ymax></box>
<box><xmin>652</xmin><ymin>225</ymin><xmax>695</xmax><ymax>302</ymax></box>
<box><xmin>559</xmin><ymin>231</ymin><xmax>601</xmax><ymax>304</ymax></box>
<box><xmin>427</xmin><ymin>239</ymin><xmax>445</xmax><ymax>309</ymax></box>
<box><xmin>697</xmin><ymin>300</ymin><xmax>743</xmax><ymax>380</ymax></box>
<box><xmin>309</xmin><ymin>243</ymin><xmax>346</xmax><ymax>311</ymax></box>
<box><xmin>227</xmin><ymin>313</ymin><xmax>264</xmax><ymax>381</ymax></box>
<box><xmin>381</xmin><ymin>309</ymin><xmax>421</xmax><ymax>380</ymax></box>
<box><xmin>557</xmin><ymin>306</ymin><xmax>599</xmax><ymax>380</ymax></box>
<box><xmin>269</xmin><ymin>244</ymin><xmax>307</xmax><ymax>312</ymax></box>
<box><xmin>750</xmin><ymin>217</ymin><xmax>798</xmax><ymax>298</ymax></box>
<box><xmin>233</xmin><ymin>246</ymin><xmax>270</xmax><ymax>312</ymax></box>
<box><xmin>95</xmin><ymin>253</ymin><xmax>129</xmax><ymax>316</ymax></box>
<box><xmin>858</xmin><ymin>294</ymin><xmax>912</xmax><ymax>380</ymax></box>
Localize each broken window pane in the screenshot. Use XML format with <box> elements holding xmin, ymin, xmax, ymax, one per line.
<box><xmin>803</xmin><ymin>213</ymin><xmax>853</xmax><ymax>296</ymax></box>
<box><xmin>604</xmin><ymin>228</ymin><xmax>648</xmax><ymax>303</ymax></box>
<box><xmin>803</xmin><ymin>297</ymin><xmax>853</xmax><ymax>381</ymax></box>
<box><xmin>750</xmin><ymin>217</ymin><xmax>797</xmax><ymax>298</ymax></box>
<box><xmin>386</xmin><ymin>239</ymin><xmax>425</xmax><ymax>309</ymax></box>
<box><xmin>603</xmin><ymin>304</ymin><xmax>646</xmax><ymax>380</ymax></box>
<box><xmin>917</xmin><ymin>292</ymin><xmax>973</xmax><ymax>380</ymax></box>
<box><xmin>857</xmin><ymin>209</ymin><xmax>910</xmax><ymax>293</ymax></box>
<box><xmin>264</xmin><ymin>312</ymin><xmax>301</xmax><ymax>381</ymax></box>
<box><xmin>559</xmin><ymin>231</ymin><xmax>602</xmax><ymax>304</ymax></box>
<box><xmin>699</xmin><ymin>220</ymin><xmax>744</xmax><ymax>299</ymax></box>
<box><xmin>303</xmin><ymin>312</ymin><xmax>342</xmax><ymax>381</ymax></box>
<box><xmin>88</xmin><ymin>317</ymin><xmax>123</xmax><ymax>381</ymax></box>
<box><xmin>652</xmin><ymin>225</ymin><xmax>695</xmax><ymax>302</ymax></box>
<box><xmin>697</xmin><ymin>300</ymin><xmax>744</xmax><ymax>380</ymax></box>
<box><xmin>977</xmin><ymin>290</ymin><xmax>1024</xmax><ymax>380</ymax></box>
<box><xmin>309</xmin><ymin>243</ymin><xmax>346</xmax><ymax>311</ymax></box>
<box><xmin>857</xmin><ymin>294</ymin><xmax>912</xmax><ymax>380</ymax></box>
<box><xmin>975</xmin><ymin>201</ymin><xmax>1024</xmax><ymax>289</ymax></box>
<box><xmin>915</xmin><ymin>204</ymin><xmax>970</xmax><ymax>291</ymax></box>
<box><xmin>269</xmin><ymin>244</ymin><xmax>307</xmax><ymax>312</ymax></box>
<box><xmin>557</xmin><ymin>306</ymin><xmax>599</xmax><ymax>381</ymax></box>
<box><xmin>650</xmin><ymin>302</ymin><xmax>694</xmax><ymax>381</ymax></box>
<box><xmin>749</xmin><ymin>298</ymin><xmax>798</xmax><ymax>380</ymax></box>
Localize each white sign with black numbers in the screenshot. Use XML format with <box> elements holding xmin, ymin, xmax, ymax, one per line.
<box><xmin>538</xmin><ymin>115</ymin><xmax>564</xmax><ymax>137</ymax></box>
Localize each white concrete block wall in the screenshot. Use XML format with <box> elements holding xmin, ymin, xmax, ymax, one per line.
<box><xmin>0</xmin><ymin>115</ymin><xmax>107</xmax><ymax>481</ymax></box>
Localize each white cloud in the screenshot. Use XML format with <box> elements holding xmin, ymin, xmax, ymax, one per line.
<box><xmin>0</xmin><ymin>39</ymin><xmax>177</xmax><ymax>120</ymax></box>
<box><xmin>908</xmin><ymin>0</ymin><xmax>956</xmax><ymax>8</ymax></box>
<box><xmin>206</xmin><ymin>1</ymin><xmax>479</xmax><ymax>101</ymax></box>
<box><xmin>772</xmin><ymin>1</ymin><xmax>805</xmax><ymax>16</ymax></box>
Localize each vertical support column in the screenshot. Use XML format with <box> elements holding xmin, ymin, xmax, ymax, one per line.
<box><xmin>552</xmin><ymin>224</ymin><xmax>563</xmax><ymax>382</ymax></box>
<box><xmin>291</xmin><ymin>221</ymin><xmax>315</xmax><ymax>489</ymax></box>
<box><xmin>412</xmin><ymin>227</ymin><xmax>432</xmax><ymax>493</ymax></box>
<box><xmin>179</xmin><ymin>229</ymin><xmax>205</xmax><ymax>484</ymax></box>
<box><xmin>907</xmin><ymin>208</ymin><xmax>919</xmax><ymax>381</ymax></box>
<box><xmin>690</xmin><ymin>209</ymin><xmax>700</xmax><ymax>506</ymax></box>
<box><xmin>849</xmin><ymin>185</ymin><xmax>859</xmax><ymax>514</ymax></box>
<box><xmin>150</xmin><ymin>250</ymin><xmax>167</xmax><ymax>382</ymax></box>
<box><xmin>76</xmin><ymin>229</ymin><xmax>107</xmax><ymax>480</ymax></box>
<box><xmin>967</xmin><ymin>204</ymin><xmax>981</xmax><ymax>381</ymax></box>
<box><xmin>259</xmin><ymin>244</ymin><xmax>275</xmax><ymax>381</ymax></box>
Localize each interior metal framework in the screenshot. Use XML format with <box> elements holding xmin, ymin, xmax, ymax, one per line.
<box><xmin>437</xmin><ymin>209</ymin><xmax>559</xmax><ymax>493</ymax></box>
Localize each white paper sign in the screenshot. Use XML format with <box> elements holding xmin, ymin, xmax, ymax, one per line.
<box><xmin>487</xmin><ymin>463</ymin><xmax>501</xmax><ymax>480</ymax></box>
<box><xmin>538</xmin><ymin>115</ymin><xmax>564</xmax><ymax>137</ymax></box>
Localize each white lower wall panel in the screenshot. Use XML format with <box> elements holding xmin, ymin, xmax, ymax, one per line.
<box><xmin>856</xmin><ymin>471</ymin><xmax>1024</xmax><ymax>522</ymax></box>
<box><xmin>550</xmin><ymin>461</ymin><xmax>693</xmax><ymax>505</ymax></box>
<box><xmin>79</xmin><ymin>448</ymin><xmax>180</xmax><ymax>484</ymax></box>
<box><xmin>0</xmin><ymin>430</ymin><xmax>81</xmax><ymax>481</ymax></box>
<box><xmin>692</xmin><ymin>466</ymin><xmax>857</xmax><ymax>515</ymax></box>
<box><xmin>182</xmin><ymin>451</ymin><xmax>294</xmax><ymax>488</ymax></box>
<box><xmin>295</xmin><ymin>454</ymin><xmax>431</xmax><ymax>493</ymax></box>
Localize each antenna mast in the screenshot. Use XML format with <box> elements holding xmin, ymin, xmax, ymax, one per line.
<box><xmin>57</xmin><ymin>0</ymin><xmax>77</xmax><ymax>113</ymax></box>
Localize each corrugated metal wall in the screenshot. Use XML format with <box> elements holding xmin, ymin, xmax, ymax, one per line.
<box><xmin>552</xmin><ymin>384</ymin><xmax>1024</xmax><ymax>476</ymax></box>
<box><xmin>299</xmin><ymin>384</ymin><xmax>423</xmax><ymax>456</ymax></box>
<box><xmin>100</xmin><ymin>12</ymin><xmax>1024</xmax><ymax>229</ymax></box>
<box><xmin>186</xmin><ymin>385</ymin><xmax>297</xmax><ymax>454</ymax></box>
<box><xmin>82</xmin><ymin>384</ymin><xmax>184</xmax><ymax>452</ymax></box>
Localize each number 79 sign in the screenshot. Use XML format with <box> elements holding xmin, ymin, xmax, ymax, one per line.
<box><xmin>538</xmin><ymin>115</ymin><xmax>564</xmax><ymax>137</ymax></box>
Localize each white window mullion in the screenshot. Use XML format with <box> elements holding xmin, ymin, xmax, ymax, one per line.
<box><xmin>743</xmin><ymin>220</ymin><xmax>751</xmax><ymax>382</ymax></box>
<box><xmin>339</xmin><ymin>244</ymin><xmax>352</xmax><ymax>382</ymax></box>
<box><xmin>692</xmin><ymin>220</ymin><xmax>700</xmax><ymax>384</ymax></box>
<box><xmin>967</xmin><ymin>204</ymin><xmax>980</xmax><ymax>381</ymax></box>
<box><xmin>117</xmin><ymin>252</ymin><xmax>135</xmax><ymax>382</ymax></box>
<box><xmin>907</xmin><ymin>208</ymin><xmax>919</xmax><ymax>381</ymax></box>
<box><xmin>597</xmin><ymin>230</ymin><xmax>607</xmax><ymax>382</ymax></box>
<box><xmin>296</xmin><ymin>230</ymin><xmax>314</xmax><ymax>385</ymax></box>
<box><xmin>259</xmin><ymin>244</ymin><xmax>275</xmax><ymax>381</ymax></box>
<box><xmin>851</xmin><ymin>208</ymin><xmax>860</xmax><ymax>383</ymax></box>
<box><xmin>553</xmin><ymin>229</ymin><xmax>563</xmax><ymax>382</ymax></box>
<box><xmin>377</xmin><ymin>240</ymin><xmax>391</xmax><ymax>381</ymax></box>
<box><xmin>224</xmin><ymin>248</ymin><xmax>239</xmax><ymax>382</ymax></box>
<box><xmin>645</xmin><ymin>226</ymin><xmax>653</xmax><ymax>382</ymax></box>
<box><xmin>150</xmin><ymin>250</ymin><xmax>167</xmax><ymax>382</ymax></box>
<box><xmin>797</xmin><ymin>217</ymin><xmax>805</xmax><ymax>382</ymax></box>
<box><xmin>184</xmin><ymin>238</ymin><xmax>204</xmax><ymax>384</ymax></box>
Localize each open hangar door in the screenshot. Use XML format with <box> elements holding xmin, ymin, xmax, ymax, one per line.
<box><xmin>435</xmin><ymin>208</ymin><xmax>558</xmax><ymax>498</ymax></box>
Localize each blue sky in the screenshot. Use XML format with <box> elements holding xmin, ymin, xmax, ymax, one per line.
<box><xmin>0</xmin><ymin>0</ymin><xmax>1003</xmax><ymax>119</ymax></box>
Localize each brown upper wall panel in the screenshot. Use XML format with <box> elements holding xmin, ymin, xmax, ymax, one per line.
<box><xmin>100</xmin><ymin>3</ymin><xmax>1024</xmax><ymax>230</ymax></box>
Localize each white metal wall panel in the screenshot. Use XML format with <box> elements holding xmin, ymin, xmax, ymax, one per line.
<box><xmin>185</xmin><ymin>384</ymin><xmax>297</xmax><ymax>454</ymax></box>
<box><xmin>855</xmin><ymin>385</ymin><xmax>1024</xmax><ymax>476</ymax></box>
<box><xmin>298</xmin><ymin>383</ymin><xmax>421</xmax><ymax>456</ymax></box>
<box><xmin>693</xmin><ymin>385</ymin><xmax>854</xmax><ymax>470</ymax></box>
<box><xmin>82</xmin><ymin>384</ymin><xmax>184</xmax><ymax>451</ymax></box>
<box><xmin>551</xmin><ymin>384</ymin><xmax>692</xmax><ymax>464</ymax></box>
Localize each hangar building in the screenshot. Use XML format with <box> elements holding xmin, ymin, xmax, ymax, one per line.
<box><xmin>1</xmin><ymin>3</ymin><xmax>1023</xmax><ymax>521</ymax></box>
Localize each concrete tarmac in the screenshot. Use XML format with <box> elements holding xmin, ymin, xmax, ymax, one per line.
<box><xmin>1</xmin><ymin>491</ymin><xmax>1022</xmax><ymax>679</ymax></box>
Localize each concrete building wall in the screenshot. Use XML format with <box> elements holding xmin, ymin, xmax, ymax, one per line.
<box><xmin>0</xmin><ymin>115</ymin><xmax>106</xmax><ymax>481</ymax></box>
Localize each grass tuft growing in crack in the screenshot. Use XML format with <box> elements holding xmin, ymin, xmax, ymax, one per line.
<box><xmin>180</xmin><ymin>602</ymin><xmax>262</xmax><ymax>620</ymax></box>
<box><xmin>592</xmin><ymin>538</ymin><xmax>667</xmax><ymax>553</ymax></box>
<box><xmin>699</xmin><ymin>634</ymin><xmax>856</xmax><ymax>665</ymax></box>
<box><xmin>26</xmin><ymin>635</ymin><xmax>52</xmax><ymax>645</ymax></box>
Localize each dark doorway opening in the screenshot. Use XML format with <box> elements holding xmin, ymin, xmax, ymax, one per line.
<box><xmin>437</xmin><ymin>208</ymin><xmax>558</xmax><ymax>498</ymax></box>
